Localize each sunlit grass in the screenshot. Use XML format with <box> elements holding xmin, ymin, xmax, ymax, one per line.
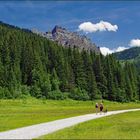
<box><xmin>41</xmin><ymin>111</ymin><xmax>140</xmax><ymax>139</ymax></box>
<box><xmin>0</xmin><ymin>97</ymin><xmax>140</xmax><ymax>132</ymax></box>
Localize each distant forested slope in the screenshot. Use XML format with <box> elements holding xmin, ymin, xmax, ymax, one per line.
<box><xmin>113</xmin><ymin>47</ymin><xmax>140</xmax><ymax>70</ymax></box>
<box><xmin>113</xmin><ymin>47</ymin><xmax>140</xmax><ymax>60</ymax></box>
<box><xmin>0</xmin><ymin>21</ymin><xmax>139</xmax><ymax>102</ymax></box>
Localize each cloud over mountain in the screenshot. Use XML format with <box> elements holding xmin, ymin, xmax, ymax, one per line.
<box><xmin>129</xmin><ymin>39</ymin><xmax>140</xmax><ymax>47</ymax></box>
<box><xmin>115</xmin><ymin>46</ymin><xmax>128</xmax><ymax>52</ymax></box>
<box><xmin>100</xmin><ymin>47</ymin><xmax>113</xmax><ymax>56</ymax></box>
<box><xmin>78</xmin><ymin>21</ymin><xmax>118</xmax><ymax>33</ymax></box>
<box><xmin>100</xmin><ymin>46</ymin><xmax>128</xmax><ymax>56</ymax></box>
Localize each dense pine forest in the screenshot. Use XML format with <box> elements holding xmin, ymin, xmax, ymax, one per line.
<box><xmin>0</xmin><ymin>21</ymin><xmax>140</xmax><ymax>102</ymax></box>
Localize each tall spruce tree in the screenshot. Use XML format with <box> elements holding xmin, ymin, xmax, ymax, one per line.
<box><xmin>93</xmin><ymin>54</ymin><xmax>107</xmax><ymax>98</ymax></box>
<box><xmin>72</xmin><ymin>48</ymin><xmax>86</xmax><ymax>89</ymax></box>
<box><xmin>82</xmin><ymin>50</ymin><xmax>98</xmax><ymax>99</ymax></box>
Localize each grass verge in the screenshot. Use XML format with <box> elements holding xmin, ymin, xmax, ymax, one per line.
<box><xmin>40</xmin><ymin>111</ymin><xmax>140</xmax><ymax>139</ymax></box>
<box><xmin>0</xmin><ymin>97</ymin><xmax>140</xmax><ymax>132</ymax></box>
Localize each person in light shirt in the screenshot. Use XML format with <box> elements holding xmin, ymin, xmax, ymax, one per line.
<box><xmin>95</xmin><ymin>102</ymin><xmax>99</xmax><ymax>115</ymax></box>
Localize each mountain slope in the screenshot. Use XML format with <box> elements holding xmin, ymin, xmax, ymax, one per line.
<box><xmin>113</xmin><ymin>47</ymin><xmax>140</xmax><ymax>69</ymax></box>
<box><xmin>0</xmin><ymin>21</ymin><xmax>139</xmax><ymax>102</ymax></box>
<box><xmin>113</xmin><ymin>47</ymin><xmax>140</xmax><ymax>60</ymax></box>
<box><xmin>32</xmin><ymin>25</ymin><xmax>100</xmax><ymax>53</ymax></box>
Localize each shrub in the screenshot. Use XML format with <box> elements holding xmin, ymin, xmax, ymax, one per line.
<box><xmin>94</xmin><ymin>94</ymin><xmax>102</xmax><ymax>100</ymax></box>
<box><xmin>0</xmin><ymin>87</ymin><xmax>5</xmax><ymax>99</ymax></box>
<box><xmin>116</xmin><ymin>88</ymin><xmax>127</xmax><ymax>103</ymax></box>
<box><xmin>47</xmin><ymin>90</ymin><xmax>68</xmax><ymax>100</ymax></box>
<box><xmin>21</xmin><ymin>85</ymin><xmax>30</xmax><ymax>96</ymax></box>
<box><xmin>69</xmin><ymin>87</ymin><xmax>89</xmax><ymax>101</ymax></box>
<box><xmin>0</xmin><ymin>87</ymin><xmax>12</xmax><ymax>99</ymax></box>
<box><xmin>30</xmin><ymin>85</ymin><xmax>42</xmax><ymax>98</ymax></box>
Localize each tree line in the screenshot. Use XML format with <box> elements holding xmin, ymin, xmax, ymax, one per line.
<box><xmin>0</xmin><ymin>21</ymin><xmax>140</xmax><ymax>102</ymax></box>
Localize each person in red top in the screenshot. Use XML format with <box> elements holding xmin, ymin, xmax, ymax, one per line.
<box><xmin>99</xmin><ymin>102</ymin><xmax>103</xmax><ymax>114</ymax></box>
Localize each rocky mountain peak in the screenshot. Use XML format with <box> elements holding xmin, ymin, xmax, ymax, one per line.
<box><xmin>32</xmin><ymin>25</ymin><xmax>100</xmax><ymax>53</ymax></box>
<box><xmin>52</xmin><ymin>25</ymin><xmax>66</xmax><ymax>34</ymax></box>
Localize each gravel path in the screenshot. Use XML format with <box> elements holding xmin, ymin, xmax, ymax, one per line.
<box><xmin>0</xmin><ymin>108</ymin><xmax>140</xmax><ymax>139</ymax></box>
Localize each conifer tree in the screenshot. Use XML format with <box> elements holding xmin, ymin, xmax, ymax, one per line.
<box><xmin>82</xmin><ymin>50</ymin><xmax>98</xmax><ymax>99</ymax></box>
<box><xmin>93</xmin><ymin>54</ymin><xmax>107</xmax><ymax>97</ymax></box>
<box><xmin>72</xmin><ymin>48</ymin><xmax>86</xmax><ymax>89</ymax></box>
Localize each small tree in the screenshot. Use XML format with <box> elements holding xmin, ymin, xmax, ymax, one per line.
<box><xmin>69</xmin><ymin>87</ymin><xmax>89</xmax><ymax>101</ymax></box>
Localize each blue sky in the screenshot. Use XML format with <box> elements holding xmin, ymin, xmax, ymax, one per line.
<box><xmin>0</xmin><ymin>1</ymin><xmax>140</xmax><ymax>54</ymax></box>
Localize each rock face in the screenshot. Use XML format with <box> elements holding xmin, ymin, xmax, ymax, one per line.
<box><xmin>32</xmin><ymin>26</ymin><xmax>100</xmax><ymax>53</ymax></box>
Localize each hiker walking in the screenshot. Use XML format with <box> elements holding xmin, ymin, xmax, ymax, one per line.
<box><xmin>95</xmin><ymin>103</ymin><xmax>99</xmax><ymax>115</ymax></box>
<box><xmin>99</xmin><ymin>102</ymin><xmax>103</xmax><ymax>114</ymax></box>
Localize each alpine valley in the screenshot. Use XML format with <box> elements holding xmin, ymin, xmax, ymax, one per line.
<box><xmin>0</xmin><ymin>21</ymin><xmax>140</xmax><ymax>102</ymax></box>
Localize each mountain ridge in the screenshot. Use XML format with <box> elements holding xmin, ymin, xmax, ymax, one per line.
<box><xmin>113</xmin><ymin>47</ymin><xmax>140</xmax><ymax>70</ymax></box>
<box><xmin>32</xmin><ymin>25</ymin><xmax>100</xmax><ymax>53</ymax></box>
<box><xmin>113</xmin><ymin>47</ymin><xmax>140</xmax><ymax>60</ymax></box>
<box><xmin>0</xmin><ymin>21</ymin><xmax>100</xmax><ymax>53</ymax></box>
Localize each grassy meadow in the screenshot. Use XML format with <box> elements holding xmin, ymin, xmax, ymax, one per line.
<box><xmin>0</xmin><ymin>97</ymin><xmax>140</xmax><ymax>133</ymax></box>
<box><xmin>40</xmin><ymin>111</ymin><xmax>140</xmax><ymax>139</ymax></box>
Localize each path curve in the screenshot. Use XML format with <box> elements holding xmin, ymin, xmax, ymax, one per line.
<box><xmin>0</xmin><ymin>108</ymin><xmax>140</xmax><ymax>139</ymax></box>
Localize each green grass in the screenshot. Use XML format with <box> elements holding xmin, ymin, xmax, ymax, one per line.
<box><xmin>40</xmin><ymin>111</ymin><xmax>140</xmax><ymax>139</ymax></box>
<box><xmin>0</xmin><ymin>97</ymin><xmax>140</xmax><ymax>133</ymax></box>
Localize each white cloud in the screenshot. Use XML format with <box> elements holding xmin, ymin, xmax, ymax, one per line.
<box><xmin>100</xmin><ymin>47</ymin><xmax>113</xmax><ymax>56</ymax></box>
<box><xmin>78</xmin><ymin>21</ymin><xmax>118</xmax><ymax>33</ymax></box>
<box><xmin>129</xmin><ymin>39</ymin><xmax>140</xmax><ymax>47</ymax></box>
<box><xmin>115</xmin><ymin>46</ymin><xmax>128</xmax><ymax>52</ymax></box>
<box><xmin>100</xmin><ymin>46</ymin><xmax>128</xmax><ymax>56</ymax></box>
<box><xmin>100</xmin><ymin>38</ymin><xmax>140</xmax><ymax>56</ymax></box>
